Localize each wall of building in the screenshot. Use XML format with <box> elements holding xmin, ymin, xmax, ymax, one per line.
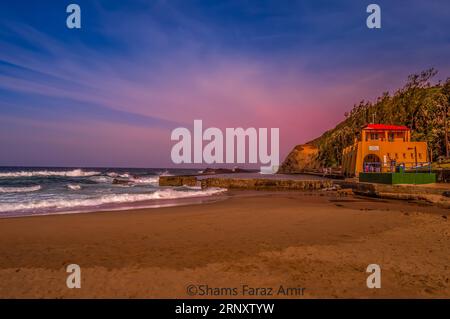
<box><xmin>342</xmin><ymin>129</ymin><xmax>428</xmax><ymax>177</ymax></box>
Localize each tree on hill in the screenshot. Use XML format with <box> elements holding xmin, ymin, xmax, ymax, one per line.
<box><xmin>313</xmin><ymin>69</ymin><xmax>450</xmax><ymax>167</ymax></box>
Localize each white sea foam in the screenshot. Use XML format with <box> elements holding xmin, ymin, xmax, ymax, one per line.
<box><xmin>131</xmin><ymin>176</ymin><xmax>159</xmax><ymax>185</ymax></box>
<box><xmin>107</xmin><ymin>172</ymin><xmax>131</xmax><ymax>178</ymax></box>
<box><xmin>0</xmin><ymin>188</ymin><xmax>226</xmax><ymax>213</ymax></box>
<box><xmin>0</xmin><ymin>185</ymin><xmax>42</xmax><ymax>193</ymax></box>
<box><xmin>106</xmin><ymin>172</ymin><xmax>119</xmax><ymax>177</ymax></box>
<box><xmin>67</xmin><ymin>184</ymin><xmax>81</xmax><ymax>190</ymax></box>
<box><xmin>0</xmin><ymin>169</ymin><xmax>100</xmax><ymax>178</ymax></box>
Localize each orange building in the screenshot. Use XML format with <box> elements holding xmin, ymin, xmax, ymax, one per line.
<box><xmin>342</xmin><ymin>124</ymin><xmax>429</xmax><ymax>177</ymax></box>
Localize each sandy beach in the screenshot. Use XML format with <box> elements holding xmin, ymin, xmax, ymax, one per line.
<box><xmin>0</xmin><ymin>190</ymin><xmax>449</xmax><ymax>298</ymax></box>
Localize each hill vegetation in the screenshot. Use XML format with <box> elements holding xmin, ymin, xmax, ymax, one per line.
<box><xmin>310</xmin><ymin>69</ymin><xmax>450</xmax><ymax>167</ymax></box>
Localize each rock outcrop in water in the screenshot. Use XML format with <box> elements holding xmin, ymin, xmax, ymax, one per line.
<box><xmin>159</xmin><ymin>175</ymin><xmax>198</xmax><ymax>187</ymax></box>
<box><xmin>277</xmin><ymin>144</ymin><xmax>320</xmax><ymax>174</ymax></box>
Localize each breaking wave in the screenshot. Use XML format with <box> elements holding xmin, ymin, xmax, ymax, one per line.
<box><xmin>106</xmin><ymin>172</ymin><xmax>131</xmax><ymax>178</ymax></box>
<box><xmin>0</xmin><ymin>169</ymin><xmax>100</xmax><ymax>178</ymax></box>
<box><xmin>0</xmin><ymin>188</ymin><xmax>226</xmax><ymax>213</ymax></box>
<box><xmin>0</xmin><ymin>185</ymin><xmax>42</xmax><ymax>193</ymax></box>
<box><xmin>90</xmin><ymin>176</ymin><xmax>113</xmax><ymax>183</ymax></box>
<box><xmin>130</xmin><ymin>176</ymin><xmax>159</xmax><ymax>184</ymax></box>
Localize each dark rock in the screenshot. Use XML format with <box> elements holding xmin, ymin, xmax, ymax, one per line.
<box><xmin>159</xmin><ymin>176</ymin><xmax>197</xmax><ymax>187</ymax></box>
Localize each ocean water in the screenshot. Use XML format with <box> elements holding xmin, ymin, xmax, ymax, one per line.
<box><xmin>0</xmin><ymin>167</ymin><xmax>226</xmax><ymax>218</ymax></box>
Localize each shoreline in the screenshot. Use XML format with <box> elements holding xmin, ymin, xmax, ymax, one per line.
<box><xmin>0</xmin><ymin>190</ymin><xmax>448</xmax><ymax>298</ymax></box>
<box><xmin>0</xmin><ymin>191</ymin><xmax>230</xmax><ymax>220</ymax></box>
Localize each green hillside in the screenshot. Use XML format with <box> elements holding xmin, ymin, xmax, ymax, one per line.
<box><xmin>310</xmin><ymin>69</ymin><xmax>449</xmax><ymax>167</ymax></box>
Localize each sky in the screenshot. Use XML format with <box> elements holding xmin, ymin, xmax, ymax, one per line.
<box><xmin>0</xmin><ymin>0</ymin><xmax>449</xmax><ymax>168</ymax></box>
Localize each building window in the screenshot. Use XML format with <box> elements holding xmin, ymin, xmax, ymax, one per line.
<box><xmin>403</xmin><ymin>153</ymin><xmax>406</xmax><ymax>159</ymax></box>
<box><xmin>410</xmin><ymin>153</ymin><xmax>414</xmax><ymax>159</ymax></box>
<box><xmin>418</xmin><ymin>153</ymin><xmax>422</xmax><ymax>159</ymax></box>
<box><xmin>388</xmin><ymin>133</ymin><xmax>394</xmax><ymax>142</ymax></box>
<box><xmin>395</xmin><ymin>153</ymin><xmax>398</xmax><ymax>159</ymax></box>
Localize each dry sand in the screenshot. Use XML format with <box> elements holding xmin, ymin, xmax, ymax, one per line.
<box><xmin>0</xmin><ymin>191</ymin><xmax>449</xmax><ymax>298</ymax></box>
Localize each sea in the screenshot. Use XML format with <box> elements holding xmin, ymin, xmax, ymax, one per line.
<box><xmin>0</xmin><ymin>167</ymin><xmax>226</xmax><ymax>218</ymax></box>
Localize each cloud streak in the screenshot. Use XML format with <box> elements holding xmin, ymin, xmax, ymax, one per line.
<box><xmin>0</xmin><ymin>0</ymin><xmax>449</xmax><ymax>167</ymax></box>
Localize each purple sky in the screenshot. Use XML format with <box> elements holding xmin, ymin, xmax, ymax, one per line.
<box><xmin>1</xmin><ymin>0</ymin><xmax>449</xmax><ymax>168</ymax></box>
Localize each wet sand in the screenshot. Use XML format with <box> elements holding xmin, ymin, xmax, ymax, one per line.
<box><xmin>0</xmin><ymin>191</ymin><xmax>449</xmax><ymax>298</ymax></box>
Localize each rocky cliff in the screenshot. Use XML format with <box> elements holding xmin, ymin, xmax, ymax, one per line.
<box><xmin>277</xmin><ymin>144</ymin><xmax>320</xmax><ymax>174</ymax></box>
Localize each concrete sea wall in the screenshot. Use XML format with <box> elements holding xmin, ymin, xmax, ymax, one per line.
<box><xmin>159</xmin><ymin>175</ymin><xmax>333</xmax><ymax>191</ymax></box>
<box><xmin>200</xmin><ymin>178</ymin><xmax>333</xmax><ymax>190</ymax></box>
